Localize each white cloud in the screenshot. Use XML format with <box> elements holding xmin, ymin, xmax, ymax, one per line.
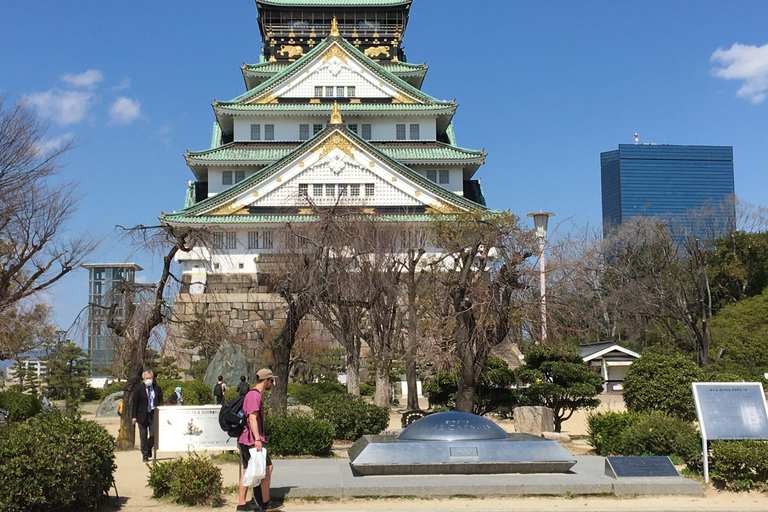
<box><xmin>152</xmin><ymin>124</ymin><xmax>173</xmax><ymax>147</ymax></box>
<box><xmin>710</xmin><ymin>43</ymin><xmax>768</xmax><ymax>104</ymax></box>
<box><xmin>112</xmin><ymin>77</ymin><xmax>131</xmax><ymax>91</ymax></box>
<box><xmin>22</xmin><ymin>89</ymin><xmax>95</xmax><ymax>125</ymax></box>
<box><xmin>34</xmin><ymin>133</ymin><xmax>75</xmax><ymax>157</ymax></box>
<box><xmin>108</xmin><ymin>97</ymin><xmax>142</xmax><ymax>124</ymax></box>
<box><xmin>61</xmin><ymin>69</ymin><xmax>104</xmax><ymax>89</ymax></box>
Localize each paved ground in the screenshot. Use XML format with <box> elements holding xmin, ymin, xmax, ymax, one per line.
<box><xmin>86</xmin><ymin>396</ymin><xmax>768</xmax><ymax>511</ymax></box>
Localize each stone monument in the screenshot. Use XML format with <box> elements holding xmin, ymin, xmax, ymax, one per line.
<box><xmin>203</xmin><ymin>340</ymin><xmax>257</xmax><ymax>389</ymax></box>
<box><xmin>349</xmin><ymin>411</ymin><xmax>576</xmax><ymax>475</ymax></box>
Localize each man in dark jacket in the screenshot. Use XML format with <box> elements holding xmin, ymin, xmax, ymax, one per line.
<box><xmin>131</xmin><ymin>370</ymin><xmax>163</xmax><ymax>462</ymax></box>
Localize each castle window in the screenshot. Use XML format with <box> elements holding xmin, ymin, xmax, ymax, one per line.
<box><xmin>365</xmin><ymin>183</ymin><xmax>375</xmax><ymax>197</ymax></box>
<box><xmin>250</xmin><ymin>124</ymin><xmax>261</xmax><ymax>140</ymax></box>
<box><xmin>325</xmin><ymin>86</ymin><xmax>334</xmax><ymax>97</ymax></box>
<box><xmin>299</xmin><ymin>183</ymin><xmax>309</xmax><ymax>197</ymax></box>
<box><xmin>410</xmin><ymin>124</ymin><xmax>420</xmax><ymax>140</ymax></box>
<box><xmin>222</xmin><ymin>171</ymin><xmax>233</xmax><ymax>185</ymax></box>
<box><xmin>313</xmin><ymin>184</ymin><xmax>323</xmax><ymax>196</ymax></box>
<box><xmin>350</xmin><ymin>184</ymin><xmax>360</xmax><ymax>196</ymax></box>
<box><xmin>426</xmin><ymin>170</ymin><xmax>436</xmax><ymax>183</ymax></box>
<box><xmin>339</xmin><ymin>184</ymin><xmax>348</xmax><ymax>196</ymax></box>
<box><xmin>325</xmin><ymin>184</ymin><xmax>335</xmax><ymax>196</ymax></box>
<box><xmin>300</xmin><ymin>124</ymin><xmax>309</xmax><ymax>140</ymax></box>
<box><xmin>336</xmin><ymin>86</ymin><xmax>345</xmax><ymax>97</ymax></box>
<box><xmin>225</xmin><ymin>232</ymin><xmax>237</xmax><ymax>249</ymax></box>
<box><xmin>348</xmin><ymin>86</ymin><xmax>356</xmax><ymax>97</ymax></box>
<box><xmin>213</xmin><ymin>231</ymin><xmax>224</xmax><ymax>249</ymax></box>
<box><xmin>362</xmin><ymin>124</ymin><xmax>371</xmax><ymax>140</ymax></box>
<box><xmin>314</xmin><ymin>86</ymin><xmax>323</xmax><ymax>97</ymax></box>
<box><xmin>313</xmin><ymin>124</ymin><xmax>323</xmax><ymax>135</ymax></box>
<box><xmin>248</xmin><ymin>231</ymin><xmax>259</xmax><ymax>249</ymax></box>
<box><xmin>262</xmin><ymin>231</ymin><xmax>273</xmax><ymax>249</ymax></box>
<box><xmin>235</xmin><ymin>170</ymin><xmax>245</xmax><ymax>183</ymax></box>
<box><xmin>396</xmin><ymin>124</ymin><xmax>406</xmax><ymax>140</ymax></box>
<box><xmin>439</xmin><ymin>170</ymin><xmax>450</xmax><ymax>184</ymax></box>
<box><xmin>264</xmin><ymin>124</ymin><xmax>275</xmax><ymax>140</ymax></box>
<box><xmin>347</xmin><ymin>124</ymin><xmax>358</xmax><ymax>134</ymax></box>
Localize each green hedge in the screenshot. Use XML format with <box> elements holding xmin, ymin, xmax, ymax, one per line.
<box><xmin>99</xmin><ymin>381</ymin><xmax>126</xmax><ymax>401</ymax></box>
<box><xmin>311</xmin><ymin>393</ymin><xmax>389</xmax><ymax>441</ymax></box>
<box><xmin>359</xmin><ymin>382</ymin><xmax>374</xmax><ymax>397</ymax></box>
<box><xmin>148</xmin><ymin>452</ymin><xmax>223</xmax><ymax>506</ymax></box>
<box><xmin>710</xmin><ymin>440</ymin><xmax>768</xmax><ymax>491</ymax></box>
<box><xmin>587</xmin><ymin>410</ymin><xmax>640</xmax><ymax>455</ymax></box>
<box><xmin>265</xmin><ymin>413</ymin><xmax>334</xmax><ymax>456</ymax></box>
<box><xmin>0</xmin><ymin>410</ymin><xmax>116</xmax><ymax>512</ymax></box>
<box><xmin>158</xmin><ymin>380</ymin><xmax>214</xmax><ymax>405</ymax></box>
<box><xmin>620</xmin><ymin>412</ymin><xmax>701</xmax><ymax>467</ymax></box>
<box><xmin>0</xmin><ymin>390</ymin><xmax>42</xmax><ymax>423</ymax></box>
<box><xmin>287</xmin><ymin>381</ymin><xmax>346</xmax><ymax>405</ymax></box>
<box><xmin>622</xmin><ymin>353</ymin><xmax>703</xmax><ymax>422</ymax></box>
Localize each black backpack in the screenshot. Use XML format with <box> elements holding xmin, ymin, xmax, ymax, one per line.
<box><xmin>213</xmin><ymin>383</ymin><xmax>223</xmax><ymax>397</ymax></box>
<box><xmin>219</xmin><ymin>388</ymin><xmax>255</xmax><ymax>437</ymax></box>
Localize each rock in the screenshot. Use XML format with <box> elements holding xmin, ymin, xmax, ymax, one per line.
<box><xmin>287</xmin><ymin>404</ymin><xmax>313</xmax><ymax>416</ymax></box>
<box><xmin>96</xmin><ymin>391</ymin><xmax>124</xmax><ymax>417</ymax></box>
<box><xmin>204</xmin><ymin>340</ymin><xmax>257</xmax><ymax>390</ymax></box>
<box><xmin>514</xmin><ymin>406</ymin><xmax>555</xmax><ymax>435</ymax></box>
<box><xmin>542</xmin><ymin>431</ymin><xmax>571</xmax><ymax>442</ymax></box>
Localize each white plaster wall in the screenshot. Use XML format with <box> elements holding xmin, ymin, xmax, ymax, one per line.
<box><xmin>281</xmin><ymin>64</ymin><xmax>390</xmax><ymax>98</ymax></box>
<box><xmin>207</xmin><ymin>167</ymin><xmax>259</xmax><ymax>195</ymax></box>
<box><xmin>415</xmin><ymin>166</ymin><xmax>464</xmax><ymax>194</ymax></box>
<box><xmin>232</xmin><ymin>115</ymin><xmax>436</xmax><ymax>142</ymax></box>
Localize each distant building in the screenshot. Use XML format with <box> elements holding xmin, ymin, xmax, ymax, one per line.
<box><xmin>601</xmin><ymin>144</ymin><xmax>735</xmax><ymax>237</ymax></box>
<box><xmin>83</xmin><ymin>263</ymin><xmax>142</xmax><ymax>374</ymax></box>
<box><xmin>580</xmin><ymin>342</ymin><xmax>641</xmax><ymax>393</ymax></box>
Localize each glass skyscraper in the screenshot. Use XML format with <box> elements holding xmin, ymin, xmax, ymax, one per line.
<box><xmin>601</xmin><ymin>144</ymin><xmax>735</xmax><ymax>237</ymax></box>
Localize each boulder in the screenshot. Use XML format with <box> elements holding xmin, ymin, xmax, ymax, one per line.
<box><xmin>96</xmin><ymin>391</ymin><xmax>124</xmax><ymax>418</ymax></box>
<box><xmin>514</xmin><ymin>406</ymin><xmax>555</xmax><ymax>435</ymax></box>
<box><xmin>203</xmin><ymin>340</ymin><xmax>257</xmax><ymax>390</ymax></box>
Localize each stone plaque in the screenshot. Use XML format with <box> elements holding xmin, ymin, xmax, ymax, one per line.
<box><xmin>449</xmin><ymin>446</ymin><xmax>478</xmax><ymax>457</ymax></box>
<box><xmin>605</xmin><ymin>456</ymin><xmax>680</xmax><ymax>478</ymax></box>
<box><xmin>692</xmin><ymin>383</ymin><xmax>768</xmax><ymax>440</ymax></box>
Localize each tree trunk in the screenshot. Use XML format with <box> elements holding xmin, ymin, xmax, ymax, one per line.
<box><xmin>115</xmin><ymin>362</ymin><xmax>142</xmax><ymax>450</ymax></box>
<box><xmin>374</xmin><ymin>367</ymin><xmax>390</xmax><ymax>408</ymax></box>
<box><xmin>346</xmin><ymin>348</ymin><xmax>360</xmax><ymax>395</ymax></box>
<box><xmin>404</xmin><ymin>344</ymin><xmax>419</xmax><ymax>410</ymax></box>
<box><xmin>453</xmin><ymin>304</ymin><xmax>477</xmax><ymax>413</ymax></box>
<box><xmin>268</xmin><ymin>294</ymin><xmax>310</xmax><ymax>414</ymax></box>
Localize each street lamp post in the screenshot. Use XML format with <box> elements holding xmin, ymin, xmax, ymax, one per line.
<box><xmin>526</xmin><ymin>211</ymin><xmax>555</xmax><ymax>343</ymax></box>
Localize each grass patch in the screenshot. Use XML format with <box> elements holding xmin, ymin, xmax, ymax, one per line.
<box><xmin>223</xmin><ymin>484</ymin><xmax>239</xmax><ymax>494</ymax></box>
<box><xmin>210</xmin><ymin>451</ymin><xmax>240</xmax><ymax>464</ymax></box>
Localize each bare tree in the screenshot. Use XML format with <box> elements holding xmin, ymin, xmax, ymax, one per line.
<box><xmin>428</xmin><ymin>211</ymin><xmax>536</xmax><ymax>413</ymax></box>
<box><xmin>103</xmin><ymin>225</ymin><xmax>202</xmax><ymax>450</ymax></box>
<box><xmin>0</xmin><ymin>97</ymin><xmax>96</xmax><ymax>357</ymax></box>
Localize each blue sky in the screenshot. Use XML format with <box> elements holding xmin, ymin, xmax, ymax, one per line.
<box><xmin>1</xmin><ymin>0</ymin><xmax>766</xmax><ymax>337</ymax></box>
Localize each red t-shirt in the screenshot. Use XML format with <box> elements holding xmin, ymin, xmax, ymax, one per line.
<box><xmin>238</xmin><ymin>389</ymin><xmax>265</xmax><ymax>446</ymax></box>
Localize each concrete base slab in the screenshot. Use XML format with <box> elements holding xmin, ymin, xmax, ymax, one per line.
<box><xmin>269</xmin><ymin>456</ymin><xmax>702</xmax><ymax>499</ymax></box>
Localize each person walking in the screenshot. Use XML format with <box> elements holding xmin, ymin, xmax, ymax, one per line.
<box><xmin>237</xmin><ymin>375</ymin><xmax>249</xmax><ymax>396</ymax></box>
<box><xmin>131</xmin><ymin>370</ymin><xmax>163</xmax><ymax>462</ymax></box>
<box><xmin>214</xmin><ymin>375</ymin><xmax>227</xmax><ymax>405</ymax></box>
<box><xmin>168</xmin><ymin>386</ymin><xmax>183</xmax><ymax>405</ymax></box>
<box><xmin>237</xmin><ymin>369</ymin><xmax>282</xmax><ymax>512</ymax></box>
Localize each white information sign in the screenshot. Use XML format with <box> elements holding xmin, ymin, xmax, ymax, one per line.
<box><xmin>156</xmin><ymin>406</ymin><xmax>238</xmax><ymax>452</ymax></box>
<box><xmin>692</xmin><ymin>382</ymin><xmax>768</xmax><ymax>483</ymax></box>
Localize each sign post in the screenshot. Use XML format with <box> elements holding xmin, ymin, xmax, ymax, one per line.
<box><xmin>156</xmin><ymin>405</ymin><xmax>237</xmax><ymax>453</ymax></box>
<box><xmin>692</xmin><ymin>382</ymin><xmax>768</xmax><ymax>482</ymax></box>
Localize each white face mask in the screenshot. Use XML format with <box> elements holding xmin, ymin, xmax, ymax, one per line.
<box><xmin>144</xmin><ymin>378</ymin><xmax>153</xmax><ymax>387</ymax></box>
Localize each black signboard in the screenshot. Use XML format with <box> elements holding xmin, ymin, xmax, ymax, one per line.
<box><xmin>605</xmin><ymin>456</ymin><xmax>680</xmax><ymax>478</ymax></box>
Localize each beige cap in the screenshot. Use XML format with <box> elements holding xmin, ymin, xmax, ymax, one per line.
<box><xmin>256</xmin><ymin>368</ymin><xmax>274</xmax><ymax>381</ymax></box>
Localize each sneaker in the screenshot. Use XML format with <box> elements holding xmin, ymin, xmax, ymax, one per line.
<box><xmin>236</xmin><ymin>502</ymin><xmax>260</xmax><ymax>511</ymax></box>
<box><xmin>142</xmin><ymin>457</ymin><xmax>150</xmax><ymax>463</ymax></box>
<box><xmin>262</xmin><ymin>500</ymin><xmax>283</xmax><ymax>511</ymax></box>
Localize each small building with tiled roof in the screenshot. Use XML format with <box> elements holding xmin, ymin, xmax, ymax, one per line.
<box><xmin>580</xmin><ymin>342</ymin><xmax>641</xmax><ymax>393</ymax></box>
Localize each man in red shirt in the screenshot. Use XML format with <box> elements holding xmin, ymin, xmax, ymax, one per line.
<box><xmin>237</xmin><ymin>369</ymin><xmax>282</xmax><ymax>511</ymax></box>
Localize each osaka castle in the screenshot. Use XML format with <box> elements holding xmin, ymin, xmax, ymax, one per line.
<box><xmin>162</xmin><ymin>0</ymin><xmax>488</xmax><ymax>354</ymax></box>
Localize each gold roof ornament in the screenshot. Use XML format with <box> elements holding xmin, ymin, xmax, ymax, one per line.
<box><xmin>330</xmin><ymin>16</ymin><xmax>340</xmax><ymax>37</ymax></box>
<box><xmin>330</xmin><ymin>100</ymin><xmax>342</xmax><ymax>125</ymax></box>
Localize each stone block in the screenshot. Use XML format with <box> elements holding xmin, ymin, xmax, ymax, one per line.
<box><xmin>232</xmin><ymin>319</ymin><xmax>244</xmax><ymax>329</ymax></box>
<box><xmin>238</xmin><ymin>310</ymin><xmax>249</xmax><ymax>320</ymax></box>
<box><xmin>542</xmin><ymin>431</ymin><xmax>571</xmax><ymax>442</ymax></box>
<box><xmin>514</xmin><ymin>406</ymin><xmax>555</xmax><ymax>435</ymax></box>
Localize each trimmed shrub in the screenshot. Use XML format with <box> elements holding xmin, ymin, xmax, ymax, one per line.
<box><xmin>265</xmin><ymin>413</ymin><xmax>334</xmax><ymax>456</ymax></box>
<box><xmin>586</xmin><ymin>410</ymin><xmax>640</xmax><ymax>455</ymax></box>
<box><xmin>311</xmin><ymin>393</ymin><xmax>389</xmax><ymax>441</ymax></box>
<box><xmin>619</xmin><ymin>412</ymin><xmax>702</xmax><ymax>467</ymax></box>
<box><xmin>0</xmin><ymin>390</ymin><xmax>42</xmax><ymax>423</ymax></box>
<box><xmin>159</xmin><ymin>379</ymin><xmax>184</xmax><ymax>400</ymax></box>
<box><xmin>148</xmin><ymin>452</ymin><xmax>223</xmax><ymax>506</ymax></box>
<box><xmin>287</xmin><ymin>381</ymin><xmax>346</xmax><ymax>405</ymax></box>
<box><xmin>710</xmin><ymin>440</ymin><xmax>768</xmax><ymax>491</ymax></box>
<box><xmin>100</xmin><ymin>381</ymin><xmax>126</xmax><ymax>401</ymax></box>
<box><xmin>82</xmin><ymin>385</ymin><xmax>101</xmax><ymax>402</ymax></box>
<box><xmin>622</xmin><ymin>352</ymin><xmax>703</xmax><ymax>422</ymax></box>
<box><xmin>0</xmin><ymin>410</ymin><xmax>116</xmax><ymax>512</ymax></box>
<box><xmin>159</xmin><ymin>380</ymin><xmax>214</xmax><ymax>405</ymax></box>
<box><xmin>359</xmin><ymin>382</ymin><xmax>374</xmax><ymax>397</ymax></box>
<box><xmin>223</xmin><ymin>386</ymin><xmax>239</xmax><ymax>403</ymax></box>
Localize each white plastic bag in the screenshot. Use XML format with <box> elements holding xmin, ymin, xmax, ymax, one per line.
<box><xmin>241</xmin><ymin>447</ymin><xmax>267</xmax><ymax>487</ymax></box>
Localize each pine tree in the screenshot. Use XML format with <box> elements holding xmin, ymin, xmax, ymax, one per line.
<box><xmin>45</xmin><ymin>342</ymin><xmax>91</xmax><ymax>401</ymax></box>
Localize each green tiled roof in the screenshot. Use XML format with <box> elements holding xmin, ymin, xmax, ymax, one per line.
<box><xmin>222</xmin><ymin>35</ymin><xmax>450</xmax><ymax>107</ymax></box>
<box><xmin>216</xmin><ymin>102</ymin><xmax>454</xmax><ymax>113</ymax></box>
<box><xmin>257</xmin><ymin>0</ymin><xmax>410</xmax><ymax>6</ymax></box>
<box><xmin>187</xmin><ymin>142</ymin><xmax>484</xmax><ymax>164</ymax></box>
<box><xmin>169</xmin><ymin>124</ymin><xmax>486</xmax><ymax>221</ymax></box>
<box><xmin>242</xmin><ymin>62</ymin><xmax>289</xmax><ymax>74</ymax></box>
